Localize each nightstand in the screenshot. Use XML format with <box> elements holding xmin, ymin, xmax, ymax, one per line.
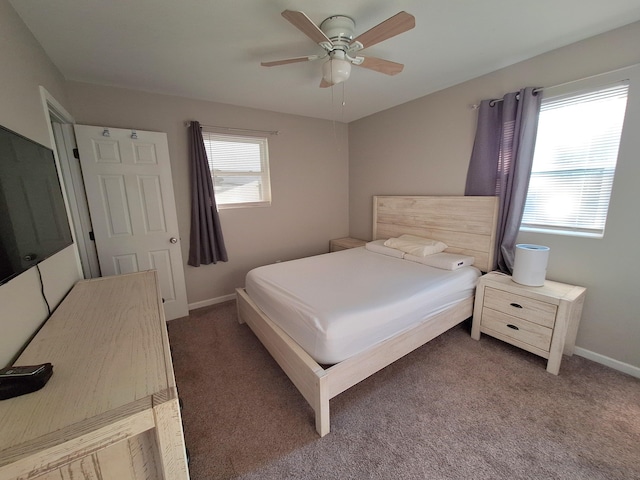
<box><xmin>471</xmin><ymin>272</ymin><xmax>586</xmax><ymax>375</ymax></box>
<box><xmin>329</xmin><ymin>237</ymin><xmax>367</xmax><ymax>252</ymax></box>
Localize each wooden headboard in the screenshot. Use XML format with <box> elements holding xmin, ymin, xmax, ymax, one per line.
<box><xmin>372</xmin><ymin>196</ymin><xmax>499</xmax><ymax>272</ymax></box>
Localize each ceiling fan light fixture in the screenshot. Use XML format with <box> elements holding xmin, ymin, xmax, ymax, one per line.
<box><xmin>322</xmin><ymin>57</ymin><xmax>351</xmax><ymax>85</ymax></box>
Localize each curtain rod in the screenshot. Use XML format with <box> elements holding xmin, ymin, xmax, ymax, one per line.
<box><xmin>471</xmin><ymin>89</ymin><xmax>539</xmax><ymax>109</ymax></box>
<box><xmin>184</xmin><ymin>121</ymin><xmax>279</xmax><ymax>136</ymax></box>
<box><xmin>471</xmin><ymin>62</ymin><xmax>640</xmax><ymax>109</ymax></box>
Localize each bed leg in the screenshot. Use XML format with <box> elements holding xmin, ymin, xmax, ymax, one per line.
<box><xmin>315</xmin><ymin>376</ymin><xmax>330</xmax><ymax>437</ymax></box>
<box><xmin>235</xmin><ymin>288</ymin><xmax>246</xmax><ymax>324</ymax></box>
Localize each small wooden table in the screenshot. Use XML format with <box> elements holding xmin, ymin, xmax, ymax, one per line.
<box><xmin>329</xmin><ymin>237</ymin><xmax>367</xmax><ymax>252</ymax></box>
<box><xmin>0</xmin><ymin>271</ymin><xmax>189</xmax><ymax>479</ymax></box>
<box><xmin>471</xmin><ymin>272</ymin><xmax>586</xmax><ymax>375</ymax></box>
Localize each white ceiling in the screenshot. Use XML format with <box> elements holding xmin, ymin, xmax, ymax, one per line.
<box><xmin>10</xmin><ymin>0</ymin><xmax>640</xmax><ymax>123</ymax></box>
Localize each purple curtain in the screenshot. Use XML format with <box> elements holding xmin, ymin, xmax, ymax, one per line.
<box><xmin>465</xmin><ymin>87</ymin><xmax>541</xmax><ymax>273</ymax></box>
<box><xmin>188</xmin><ymin>121</ymin><xmax>228</xmax><ymax>266</ymax></box>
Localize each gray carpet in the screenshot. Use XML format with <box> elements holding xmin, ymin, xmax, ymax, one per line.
<box><xmin>167</xmin><ymin>301</ymin><xmax>640</xmax><ymax>480</ymax></box>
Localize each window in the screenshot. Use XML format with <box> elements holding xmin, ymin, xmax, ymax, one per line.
<box><xmin>201</xmin><ymin>131</ymin><xmax>271</xmax><ymax>209</ymax></box>
<box><xmin>521</xmin><ymin>82</ymin><xmax>629</xmax><ymax>238</ymax></box>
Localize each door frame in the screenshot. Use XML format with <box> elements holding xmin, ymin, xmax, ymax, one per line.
<box><xmin>39</xmin><ymin>87</ymin><xmax>98</xmax><ymax>279</ymax></box>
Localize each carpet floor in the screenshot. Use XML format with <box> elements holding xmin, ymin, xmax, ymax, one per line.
<box><xmin>167</xmin><ymin>300</ymin><xmax>640</xmax><ymax>480</ymax></box>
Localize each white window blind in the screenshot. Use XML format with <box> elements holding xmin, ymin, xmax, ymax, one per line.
<box><xmin>521</xmin><ymin>82</ymin><xmax>629</xmax><ymax>237</ymax></box>
<box><xmin>201</xmin><ymin>131</ymin><xmax>271</xmax><ymax>209</ymax></box>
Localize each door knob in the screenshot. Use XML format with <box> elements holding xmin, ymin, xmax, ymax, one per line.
<box><xmin>170</xmin><ymin>237</ymin><xmax>178</xmax><ymax>244</ymax></box>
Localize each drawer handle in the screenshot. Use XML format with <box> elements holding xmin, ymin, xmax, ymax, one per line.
<box><xmin>510</xmin><ymin>302</ymin><xmax>523</xmax><ymax>309</ymax></box>
<box><xmin>506</xmin><ymin>324</ymin><xmax>520</xmax><ymax>331</ymax></box>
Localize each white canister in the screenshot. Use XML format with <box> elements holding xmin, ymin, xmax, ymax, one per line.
<box><xmin>512</xmin><ymin>244</ymin><xmax>550</xmax><ymax>286</ymax></box>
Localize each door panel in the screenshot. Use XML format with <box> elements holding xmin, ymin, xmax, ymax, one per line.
<box><xmin>94</xmin><ymin>138</ymin><xmax>121</xmax><ymax>163</ymax></box>
<box><xmin>114</xmin><ymin>254</ymin><xmax>139</xmax><ymax>275</ymax></box>
<box><xmin>133</xmin><ymin>143</ymin><xmax>158</xmax><ymax>164</ymax></box>
<box><xmin>75</xmin><ymin>125</ymin><xmax>188</xmax><ymax>320</ymax></box>
<box><xmin>139</xmin><ymin>176</ymin><xmax>167</xmax><ymax>233</ymax></box>
<box><xmin>101</xmin><ymin>175</ymin><xmax>133</xmax><ymax>236</ymax></box>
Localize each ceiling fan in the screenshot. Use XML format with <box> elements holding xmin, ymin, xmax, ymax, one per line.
<box><xmin>261</xmin><ymin>10</ymin><xmax>415</xmax><ymax>88</ymax></box>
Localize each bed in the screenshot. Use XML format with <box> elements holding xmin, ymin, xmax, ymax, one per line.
<box><xmin>236</xmin><ymin>195</ymin><xmax>499</xmax><ymax>436</ymax></box>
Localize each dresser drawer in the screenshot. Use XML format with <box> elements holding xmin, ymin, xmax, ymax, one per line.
<box><xmin>481</xmin><ymin>308</ymin><xmax>553</xmax><ymax>352</ymax></box>
<box><xmin>484</xmin><ymin>287</ymin><xmax>557</xmax><ymax>328</ymax></box>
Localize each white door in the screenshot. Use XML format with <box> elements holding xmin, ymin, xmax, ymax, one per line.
<box><xmin>74</xmin><ymin>125</ymin><xmax>188</xmax><ymax>320</ymax></box>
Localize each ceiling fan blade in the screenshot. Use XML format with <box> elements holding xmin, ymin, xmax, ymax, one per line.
<box><xmin>261</xmin><ymin>55</ymin><xmax>318</xmax><ymax>67</ymax></box>
<box><xmin>358</xmin><ymin>57</ymin><xmax>404</xmax><ymax>75</ymax></box>
<box><xmin>350</xmin><ymin>11</ymin><xmax>415</xmax><ymax>49</ymax></box>
<box><xmin>282</xmin><ymin>10</ymin><xmax>332</xmax><ymax>46</ymax></box>
<box><xmin>319</xmin><ymin>78</ymin><xmax>333</xmax><ymax>88</ymax></box>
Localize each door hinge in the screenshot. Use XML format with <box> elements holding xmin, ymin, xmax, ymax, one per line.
<box><xmin>89</xmin><ymin>231</ymin><xmax>95</xmax><ymax>241</ymax></box>
<box><xmin>73</xmin><ymin>148</ymin><xmax>80</xmax><ymax>159</ymax></box>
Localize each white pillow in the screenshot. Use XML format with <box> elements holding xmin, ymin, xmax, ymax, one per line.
<box><xmin>365</xmin><ymin>239</ymin><xmax>405</xmax><ymax>258</ymax></box>
<box><xmin>404</xmin><ymin>252</ymin><xmax>475</xmax><ymax>270</ymax></box>
<box><xmin>383</xmin><ymin>234</ymin><xmax>447</xmax><ymax>257</ymax></box>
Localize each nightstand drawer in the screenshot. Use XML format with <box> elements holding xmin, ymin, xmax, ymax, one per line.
<box><xmin>481</xmin><ymin>308</ymin><xmax>553</xmax><ymax>352</ymax></box>
<box><xmin>484</xmin><ymin>287</ymin><xmax>557</xmax><ymax>328</ymax></box>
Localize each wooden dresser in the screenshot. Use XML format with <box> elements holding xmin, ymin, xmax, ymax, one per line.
<box><xmin>0</xmin><ymin>271</ymin><xmax>189</xmax><ymax>479</ymax></box>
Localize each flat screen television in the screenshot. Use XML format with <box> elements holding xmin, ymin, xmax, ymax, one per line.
<box><xmin>0</xmin><ymin>124</ymin><xmax>73</xmax><ymax>285</ymax></box>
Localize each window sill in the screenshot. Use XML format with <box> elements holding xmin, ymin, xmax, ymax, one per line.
<box><xmin>218</xmin><ymin>201</ymin><xmax>271</xmax><ymax>210</ymax></box>
<box><xmin>519</xmin><ymin>226</ymin><xmax>603</xmax><ymax>239</ymax></box>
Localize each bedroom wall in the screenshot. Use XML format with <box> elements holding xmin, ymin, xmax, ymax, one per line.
<box><xmin>65</xmin><ymin>82</ymin><xmax>350</xmax><ymax>307</ymax></box>
<box><xmin>0</xmin><ymin>0</ymin><xmax>83</xmax><ymax>367</ymax></box>
<box><xmin>348</xmin><ymin>21</ymin><xmax>640</xmax><ymax>372</ymax></box>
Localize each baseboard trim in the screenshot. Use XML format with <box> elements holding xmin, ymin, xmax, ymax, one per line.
<box><xmin>574</xmin><ymin>347</ymin><xmax>640</xmax><ymax>379</ymax></box>
<box><xmin>188</xmin><ymin>293</ymin><xmax>236</xmax><ymax>311</ymax></box>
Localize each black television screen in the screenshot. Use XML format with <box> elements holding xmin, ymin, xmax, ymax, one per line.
<box><xmin>0</xmin><ymin>125</ymin><xmax>73</xmax><ymax>285</ymax></box>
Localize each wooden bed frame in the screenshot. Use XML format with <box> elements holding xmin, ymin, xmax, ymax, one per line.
<box><xmin>236</xmin><ymin>195</ymin><xmax>498</xmax><ymax>436</ymax></box>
